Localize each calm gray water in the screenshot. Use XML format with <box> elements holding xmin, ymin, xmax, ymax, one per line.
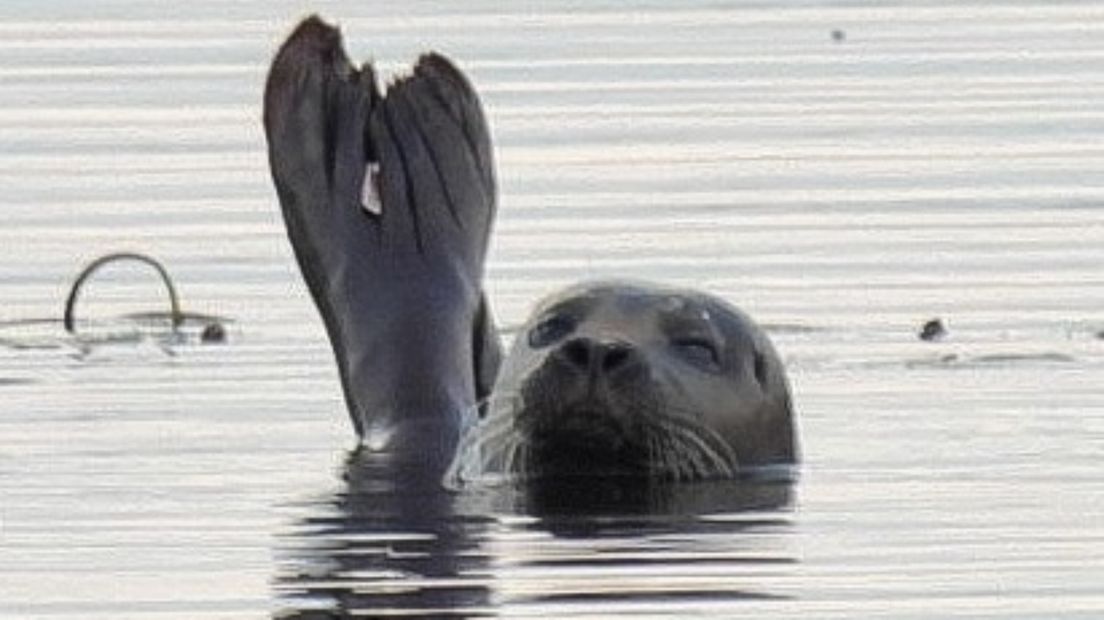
<box><xmin>2</xmin><ymin>1</ymin><xmax>1102</xmax><ymax>618</ymax></box>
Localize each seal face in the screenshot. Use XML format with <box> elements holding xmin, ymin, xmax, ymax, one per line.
<box><xmin>450</xmin><ymin>282</ymin><xmax>798</xmax><ymax>483</ymax></box>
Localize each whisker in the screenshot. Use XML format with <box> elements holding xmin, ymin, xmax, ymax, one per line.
<box><xmin>451</xmin><ymin>392</ymin><xmax>528</xmax><ymax>482</ymax></box>
<box><xmin>459</xmin><ymin>379</ymin><xmax>744</xmax><ymax>482</ymax></box>
<box><xmin>642</xmin><ymin>415</ymin><xmax>739</xmax><ymax>480</ymax></box>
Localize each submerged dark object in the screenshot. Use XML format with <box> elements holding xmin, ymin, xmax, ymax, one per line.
<box><xmin>262</xmin><ymin>15</ymin><xmax>799</xmax><ymax>481</ymax></box>
<box><xmin>919</xmin><ymin>318</ymin><xmax>947</xmax><ymax>342</ymax></box>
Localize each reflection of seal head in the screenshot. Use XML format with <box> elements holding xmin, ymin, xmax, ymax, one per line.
<box><xmin>452</xmin><ymin>282</ymin><xmax>798</xmax><ymax>482</ymax></box>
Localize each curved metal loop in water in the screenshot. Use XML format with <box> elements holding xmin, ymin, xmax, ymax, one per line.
<box><xmin>63</xmin><ymin>252</ymin><xmax>182</xmax><ymax>335</ymax></box>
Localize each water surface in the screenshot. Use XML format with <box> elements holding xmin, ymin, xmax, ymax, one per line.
<box><xmin>1</xmin><ymin>1</ymin><xmax>1102</xmax><ymax>618</ymax></box>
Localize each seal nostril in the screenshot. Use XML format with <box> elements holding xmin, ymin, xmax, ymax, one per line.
<box><xmin>561</xmin><ymin>338</ymin><xmax>592</xmax><ymax>370</ymax></box>
<box><xmin>602</xmin><ymin>343</ymin><xmax>633</xmax><ymax>371</ymax></box>
<box><xmin>559</xmin><ymin>338</ymin><xmax>635</xmax><ymax>374</ymax></box>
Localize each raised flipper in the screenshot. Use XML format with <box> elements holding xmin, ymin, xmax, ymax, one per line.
<box><xmin>263</xmin><ymin>16</ymin><xmax>501</xmax><ymax>465</ymax></box>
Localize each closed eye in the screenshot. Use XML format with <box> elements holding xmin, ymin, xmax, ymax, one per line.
<box><xmin>673</xmin><ymin>337</ymin><xmax>721</xmax><ymax>370</ymax></box>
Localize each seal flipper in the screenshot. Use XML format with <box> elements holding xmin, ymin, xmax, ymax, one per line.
<box><xmin>264</xmin><ymin>16</ymin><xmax>500</xmax><ymax>461</ymax></box>
<box><xmin>264</xmin><ymin>16</ymin><xmax>380</xmax><ymax>435</ymax></box>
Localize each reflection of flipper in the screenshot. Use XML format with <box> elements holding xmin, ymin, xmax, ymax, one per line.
<box><xmin>263</xmin><ymin>16</ymin><xmax>500</xmax><ymax>458</ymax></box>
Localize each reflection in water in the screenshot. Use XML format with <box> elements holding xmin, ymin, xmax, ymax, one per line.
<box><xmin>274</xmin><ymin>450</ymin><xmax>798</xmax><ymax>618</ymax></box>
<box><xmin>274</xmin><ymin>451</ymin><xmax>495</xmax><ymax>618</ymax></box>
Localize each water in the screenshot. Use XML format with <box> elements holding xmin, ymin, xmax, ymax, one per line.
<box><xmin>2</xmin><ymin>1</ymin><xmax>1102</xmax><ymax>618</ymax></box>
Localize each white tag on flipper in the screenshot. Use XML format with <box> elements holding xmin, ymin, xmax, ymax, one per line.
<box><xmin>360</xmin><ymin>162</ymin><xmax>382</xmax><ymax>215</ymax></box>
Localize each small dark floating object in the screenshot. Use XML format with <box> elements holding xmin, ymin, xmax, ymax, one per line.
<box><xmin>919</xmin><ymin>318</ymin><xmax>947</xmax><ymax>342</ymax></box>
<box><xmin>831</xmin><ymin>29</ymin><xmax>846</xmax><ymax>43</ymax></box>
<box><xmin>1096</xmin><ymin>330</ymin><xmax>1104</xmax><ymax>340</ymax></box>
<box><xmin>201</xmin><ymin>322</ymin><xmax>226</xmax><ymax>344</ymax></box>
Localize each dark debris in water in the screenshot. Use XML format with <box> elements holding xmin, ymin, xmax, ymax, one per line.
<box><xmin>201</xmin><ymin>322</ymin><xmax>227</xmax><ymax>343</ymax></box>
<box><xmin>919</xmin><ymin>318</ymin><xmax>947</xmax><ymax>341</ymax></box>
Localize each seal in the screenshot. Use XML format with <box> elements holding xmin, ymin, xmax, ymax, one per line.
<box><xmin>263</xmin><ymin>16</ymin><xmax>798</xmax><ymax>480</ymax></box>
<box><xmin>449</xmin><ymin>281</ymin><xmax>797</xmax><ymax>482</ymax></box>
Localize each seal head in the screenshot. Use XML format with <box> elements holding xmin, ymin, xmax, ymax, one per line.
<box><xmin>452</xmin><ymin>282</ymin><xmax>797</xmax><ymax>482</ymax></box>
